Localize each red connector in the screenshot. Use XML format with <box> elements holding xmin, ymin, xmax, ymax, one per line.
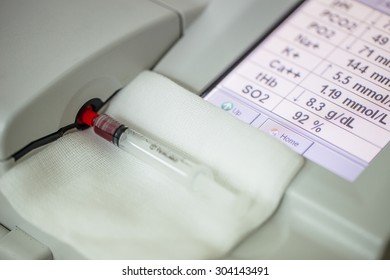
<box><xmin>76</xmin><ymin>104</ymin><xmax>127</xmax><ymax>145</ymax></box>
<box><xmin>76</xmin><ymin>105</ymin><xmax>99</xmax><ymax>127</ymax></box>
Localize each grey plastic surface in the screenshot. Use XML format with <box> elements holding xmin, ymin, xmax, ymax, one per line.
<box><xmin>0</xmin><ymin>224</ymin><xmax>9</xmax><ymax>239</ymax></box>
<box><xmin>0</xmin><ymin>0</ymin><xmax>180</xmax><ymax>161</ymax></box>
<box><xmin>155</xmin><ymin>0</ymin><xmax>390</xmax><ymax>259</ymax></box>
<box><xmin>155</xmin><ymin>0</ymin><xmax>301</xmax><ymax>93</ymax></box>
<box><xmin>229</xmin><ymin>145</ymin><xmax>390</xmax><ymax>259</ymax></box>
<box><xmin>153</xmin><ymin>0</ymin><xmax>209</xmax><ymax>31</ymax></box>
<box><xmin>0</xmin><ymin>228</ymin><xmax>52</xmax><ymax>260</ymax></box>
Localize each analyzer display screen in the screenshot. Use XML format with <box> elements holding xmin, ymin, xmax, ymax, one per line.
<box><xmin>203</xmin><ymin>0</ymin><xmax>390</xmax><ymax>181</ymax></box>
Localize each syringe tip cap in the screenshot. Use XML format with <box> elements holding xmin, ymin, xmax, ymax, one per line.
<box><xmin>76</xmin><ymin>105</ymin><xmax>99</xmax><ymax>127</ymax></box>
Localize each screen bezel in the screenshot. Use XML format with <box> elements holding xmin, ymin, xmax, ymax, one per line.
<box><xmin>201</xmin><ymin>0</ymin><xmax>306</xmax><ymax>98</ymax></box>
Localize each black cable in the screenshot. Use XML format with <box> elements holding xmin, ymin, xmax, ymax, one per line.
<box><xmin>12</xmin><ymin>124</ymin><xmax>77</xmax><ymax>161</ymax></box>
<box><xmin>11</xmin><ymin>89</ymin><xmax>123</xmax><ymax>161</ymax></box>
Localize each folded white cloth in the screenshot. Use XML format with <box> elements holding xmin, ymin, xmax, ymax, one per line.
<box><xmin>0</xmin><ymin>71</ymin><xmax>303</xmax><ymax>259</ymax></box>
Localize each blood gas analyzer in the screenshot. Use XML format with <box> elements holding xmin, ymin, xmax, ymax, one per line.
<box><xmin>0</xmin><ymin>0</ymin><xmax>389</xmax><ymax>259</ymax></box>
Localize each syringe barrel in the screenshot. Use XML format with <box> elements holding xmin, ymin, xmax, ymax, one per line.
<box><xmin>119</xmin><ymin>128</ymin><xmax>213</xmax><ymax>186</ymax></box>
<box><xmin>92</xmin><ymin>114</ymin><xmax>127</xmax><ymax>145</ymax></box>
<box><xmin>92</xmin><ymin>114</ymin><xmax>212</xmax><ymax>186</ymax></box>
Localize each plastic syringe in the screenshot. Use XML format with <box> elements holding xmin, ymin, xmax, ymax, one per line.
<box><xmin>77</xmin><ymin>106</ymin><xmax>213</xmax><ymax>187</ymax></box>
